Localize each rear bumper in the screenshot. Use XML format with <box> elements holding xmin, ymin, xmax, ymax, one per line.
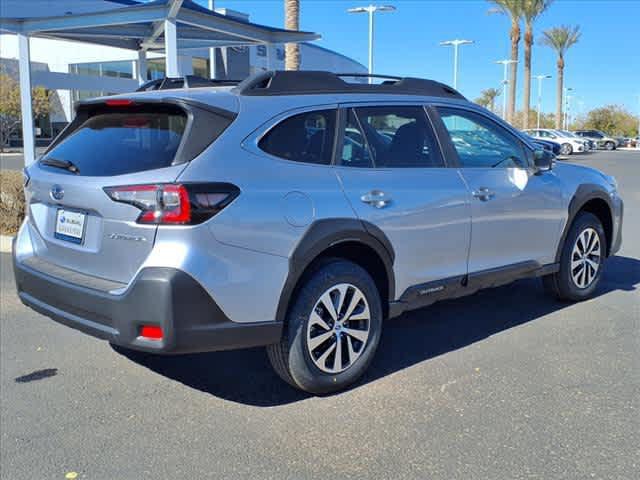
<box><xmin>13</xmin><ymin>250</ymin><xmax>282</xmax><ymax>354</ymax></box>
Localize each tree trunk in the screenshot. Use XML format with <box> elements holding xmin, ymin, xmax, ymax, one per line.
<box><xmin>522</xmin><ymin>23</ymin><xmax>533</xmax><ymax>129</ymax></box>
<box><xmin>508</xmin><ymin>19</ymin><xmax>520</xmax><ymax>124</ymax></box>
<box><xmin>555</xmin><ymin>57</ymin><xmax>564</xmax><ymax>129</ymax></box>
<box><xmin>284</xmin><ymin>0</ymin><xmax>300</xmax><ymax>71</ymax></box>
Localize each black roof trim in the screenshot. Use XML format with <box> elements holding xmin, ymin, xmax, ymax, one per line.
<box><xmin>233</xmin><ymin>70</ymin><xmax>466</xmax><ymax>99</ymax></box>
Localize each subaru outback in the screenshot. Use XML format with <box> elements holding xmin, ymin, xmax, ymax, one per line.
<box><xmin>13</xmin><ymin>71</ymin><xmax>623</xmax><ymax>394</ymax></box>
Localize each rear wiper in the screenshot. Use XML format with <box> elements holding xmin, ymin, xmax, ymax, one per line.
<box><xmin>40</xmin><ymin>157</ymin><xmax>80</xmax><ymax>174</ymax></box>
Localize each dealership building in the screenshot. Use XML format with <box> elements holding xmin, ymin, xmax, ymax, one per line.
<box><xmin>0</xmin><ymin>0</ymin><xmax>365</xmax><ymax>149</ymax></box>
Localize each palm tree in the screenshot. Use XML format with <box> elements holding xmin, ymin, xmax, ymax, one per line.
<box><xmin>521</xmin><ymin>0</ymin><xmax>552</xmax><ymax>129</ymax></box>
<box><xmin>284</xmin><ymin>0</ymin><xmax>300</xmax><ymax>70</ymax></box>
<box><xmin>489</xmin><ymin>0</ymin><xmax>523</xmax><ymax>123</ymax></box>
<box><xmin>476</xmin><ymin>88</ymin><xmax>502</xmax><ymax>112</ymax></box>
<box><xmin>540</xmin><ymin>25</ymin><xmax>581</xmax><ymax>128</ymax></box>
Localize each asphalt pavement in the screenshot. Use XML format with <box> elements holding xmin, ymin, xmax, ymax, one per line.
<box><xmin>0</xmin><ymin>150</ymin><xmax>47</xmax><ymax>171</ymax></box>
<box><xmin>1</xmin><ymin>150</ymin><xmax>638</xmax><ymax>479</ymax></box>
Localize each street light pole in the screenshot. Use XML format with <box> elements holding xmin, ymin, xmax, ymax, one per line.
<box><xmin>563</xmin><ymin>87</ymin><xmax>573</xmax><ymax>130</ymax></box>
<box><xmin>440</xmin><ymin>39</ymin><xmax>474</xmax><ymax>90</ymax></box>
<box><xmin>496</xmin><ymin>59</ymin><xmax>517</xmax><ymax>120</ymax></box>
<box><xmin>637</xmin><ymin>94</ymin><xmax>640</xmax><ymax>150</ymax></box>
<box><xmin>348</xmin><ymin>5</ymin><xmax>396</xmax><ymax>83</ymax></box>
<box><xmin>534</xmin><ymin>74</ymin><xmax>551</xmax><ymax>129</ymax></box>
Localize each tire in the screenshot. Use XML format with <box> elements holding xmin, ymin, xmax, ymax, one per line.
<box><xmin>543</xmin><ymin>212</ymin><xmax>606</xmax><ymax>301</ymax></box>
<box><xmin>605</xmin><ymin>141</ymin><xmax>615</xmax><ymax>151</ymax></box>
<box><xmin>560</xmin><ymin>143</ymin><xmax>573</xmax><ymax>156</ymax></box>
<box><xmin>267</xmin><ymin>259</ymin><xmax>383</xmax><ymax>394</ymax></box>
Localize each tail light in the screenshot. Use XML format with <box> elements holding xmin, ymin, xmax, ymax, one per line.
<box><xmin>104</xmin><ymin>183</ymin><xmax>239</xmax><ymax>225</ymax></box>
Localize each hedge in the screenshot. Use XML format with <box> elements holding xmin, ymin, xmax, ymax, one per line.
<box><xmin>0</xmin><ymin>170</ymin><xmax>25</xmax><ymax>235</ymax></box>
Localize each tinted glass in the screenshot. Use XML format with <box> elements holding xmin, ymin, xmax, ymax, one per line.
<box><xmin>437</xmin><ymin>107</ymin><xmax>529</xmax><ymax>168</ymax></box>
<box><xmin>353</xmin><ymin>106</ymin><xmax>444</xmax><ymax>168</ymax></box>
<box><xmin>259</xmin><ymin>109</ymin><xmax>336</xmax><ymax>165</ymax></box>
<box><xmin>340</xmin><ymin>109</ymin><xmax>374</xmax><ymax>168</ymax></box>
<box><xmin>41</xmin><ymin>107</ymin><xmax>187</xmax><ymax>176</ymax></box>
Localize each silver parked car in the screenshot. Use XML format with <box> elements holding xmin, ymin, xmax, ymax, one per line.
<box><xmin>573</xmin><ymin>129</ymin><xmax>619</xmax><ymax>150</ymax></box>
<box><xmin>13</xmin><ymin>71</ymin><xmax>624</xmax><ymax>394</ymax></box>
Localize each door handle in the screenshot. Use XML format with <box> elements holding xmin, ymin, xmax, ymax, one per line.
<box><xmin>361</xmin><ymin>190</ymin><xmax>392</xmax><ymax>209</ymax></box>
<box><xmin>472</xmin><ymin>187</ymin><xmax>495</xmax><ymax>201</ymax></box>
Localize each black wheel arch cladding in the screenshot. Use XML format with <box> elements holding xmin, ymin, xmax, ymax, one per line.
<box><xmin>556</xmin><ymin>183</ymin><xmax>614</xmax><ymax>262</ymax></box>
<box><xmin>276</xmin><ymin>218</ymin><xmax>395</xmax><ymax>324</ymax></box>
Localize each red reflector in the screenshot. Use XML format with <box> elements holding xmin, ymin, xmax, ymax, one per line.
<box><xmin>105</xmin><ymin>99</ymin><xmax>134</xmax><ymax>107</ymax></box>
<box><xmin>140</xmin><ymin>325</ymin><xmax>163</xmax><ymax>340</ymax></box>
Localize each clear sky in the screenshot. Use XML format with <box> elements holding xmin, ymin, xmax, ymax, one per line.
<box><xmin>200</xmin><ymin>0</ymin><xmax>639</xmax><ymax>115</ymax></box>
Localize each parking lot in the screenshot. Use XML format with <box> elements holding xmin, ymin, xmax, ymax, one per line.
<box><xmin>1</xmin><ymin>150</ymin><xmax>638</xmax><ymax>479</ymax></box>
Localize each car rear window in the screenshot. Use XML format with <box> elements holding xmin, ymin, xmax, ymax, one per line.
<box><xmin>40</xmin><ymin>106</ymin><xmax>188</xmax><ymax>176</ymax></box>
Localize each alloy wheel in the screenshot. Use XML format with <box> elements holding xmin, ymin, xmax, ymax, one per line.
<box><xmin>306</xmin><ymin>283</ymin><xmax>371</xmax><ymax>374</ymax></box>
<box><xmin>571</xmin><ymin>227</ymin><xmax>601</xmax><ymax>289</ymax></box>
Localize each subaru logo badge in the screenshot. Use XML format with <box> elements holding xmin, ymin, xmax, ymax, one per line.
<box><xmin>50</xmin><ymin>185</ymin><xmax>64</xmax><ymax>201</ymax></box>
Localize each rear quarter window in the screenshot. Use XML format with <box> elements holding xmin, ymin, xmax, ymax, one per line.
<box><xmin>259</xmin><ymin>109</ymin><xmax>336</xmax><ymax>165</ymax></box>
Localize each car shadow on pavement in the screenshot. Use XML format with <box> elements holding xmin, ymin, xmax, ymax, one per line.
<box><xmin>115</xmin><ymin>255</ymin><xmax>639</xmax><ymax>407</ymax></box>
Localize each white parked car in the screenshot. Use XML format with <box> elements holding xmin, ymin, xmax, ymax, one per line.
<box><xmin>558</xmin><ymin>130</ymin><xmax>595</xmax><ymax>152</ymax></box>
<box><xmin>524</xmin><ymin>129</ymin><xmax>587</xmax><ymax>156</ymax></box>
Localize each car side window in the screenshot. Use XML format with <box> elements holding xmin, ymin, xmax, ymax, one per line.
<box><xmin>259</xmin><ymin>109</ymin><xmax>336</xmax><ymax>165</ymax></box>
<box><xmin>340</xmin><ymin>108</ymin><xmax>374</xmax><ymax>168</ymax></box>
<box><xmin>437</xmin><ymin>107</ymin><xmax>530</xmax><ymax>169</ymax></box>
<box><xmin>350</xmin><ymin>106</ymin><xmax>444</xmax><ymax>168</ymax></box>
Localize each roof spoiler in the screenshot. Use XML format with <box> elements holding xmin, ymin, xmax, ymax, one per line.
<box><xmin>136</xmin><ymin>76</ymin><xmax>242</xmax><ymax>92</ymax></box>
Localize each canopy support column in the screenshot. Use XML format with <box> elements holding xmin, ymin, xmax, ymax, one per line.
<box><xmin>164</xmin><ymin>17</ymin><xmax>180</xmax><ymax>77</ymax></box>
<box><xmin>136</xmin><ymin>49</ymin><xmax>147</xmax><ymax>85</ymax></box>
<box><xmin>208</xmin><ymin>0</ymin><xmax>218</xmax><ymax>79</ymax></box>
<box><xmin>265</xmin><ymin>43</ymin><xmax>274</xmax><ymax>70</ymax></box>
<box><xmin>18</xmin><ymin>33</ymin><xmax>35</xmax><ymax>166</ymax></box>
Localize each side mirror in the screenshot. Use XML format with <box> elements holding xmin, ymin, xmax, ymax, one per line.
<box><xmin>534</xmin><ymin>149</ymin><xmax>554</xmax><ymax>173</ymax></box>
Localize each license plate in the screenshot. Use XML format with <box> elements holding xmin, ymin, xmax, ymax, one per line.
<box><xmin>54</xmin><ymin>209</ymin><xmax>86</xmax><ymax>244</ymax></box>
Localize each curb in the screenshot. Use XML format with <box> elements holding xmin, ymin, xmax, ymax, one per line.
<box><xmin>0</xmin><ymin>235</ymin><xmax>14</xmax><ymax>253</ymax></box>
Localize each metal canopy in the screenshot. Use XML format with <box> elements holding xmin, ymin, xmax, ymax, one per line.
<box><xmin>0</xmin><ymin>0</ymin><xmax>320</xmax><ymax>165</ymax></box>
<box><xmin>0</xmin><ymin>0</ymin><xmax>320</xmax><ymax>51</ymax></box>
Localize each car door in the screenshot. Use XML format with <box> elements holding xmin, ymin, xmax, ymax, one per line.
<box><xmin>432</xmin><ymin>106</ymin><xmax>566</xmax><ymax>275</ymax></box>
<box><xmin>335</xmin><ymin>104</ymin><xmax>471</xmax><ymax>300</ymax></box>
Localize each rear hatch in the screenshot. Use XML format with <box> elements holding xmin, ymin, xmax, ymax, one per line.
<box><xmin>24</xmin><ymin>96</ymin><xmax>236</xmax><ymax>285</ymax></box>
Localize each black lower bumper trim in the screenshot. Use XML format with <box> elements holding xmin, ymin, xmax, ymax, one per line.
<box><xmin>14</xmin><ymin>255</ymin><xmax>282</xmax><ymax>354</ymax></box>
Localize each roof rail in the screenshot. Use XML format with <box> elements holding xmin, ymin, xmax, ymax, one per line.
<box><xmin>136</xmin><ymin>76</ymin><xmax>242</xmax><ymax>92</ymax></box>
<box><xmin>233</xmin><ymin>70</ymin><xmax>466</xmax><ymax>99</ymax></box>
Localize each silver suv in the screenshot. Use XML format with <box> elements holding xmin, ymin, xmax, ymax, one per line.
<box><xmin>13</xmin><ymin>71</ymin><xmax>624</xmax><ymax>394</ymax></box>
<box><xmin>573</xmin><ymin>130</ymin><xmax>619</xmax><ymax>151</ymax></box>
